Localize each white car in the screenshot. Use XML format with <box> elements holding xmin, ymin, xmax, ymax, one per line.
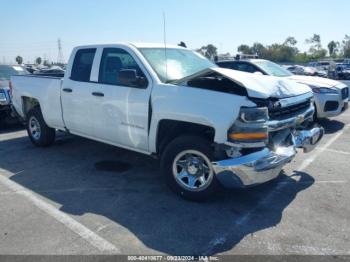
<box><xmin>217</xmin><ymin>59</ymin><xmax>349</xmax><ymax>119</ymax></box>
<box><xmin>288</xmin><ymin>74</ymin><xmax>349</xmax><ymax>118</ymax></box>
<box><xmin>11</xmin><ymin>43</ymin><xmax>323</xmax><ymax>200</ymax></box>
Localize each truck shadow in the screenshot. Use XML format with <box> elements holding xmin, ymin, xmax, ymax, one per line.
<box><xmin>318</xmin><ymin>118</ymin><xmax>345</xmax><ymax>134</ymax></box>
<box><xmin>0</xmin><ymin>122</ymin><xmax>24</xmax><ymax>134</ymax></box>
<box><xmin>1</xmin><ymin>134</ymin><xmax>314</xmax><ymax>255</ymax></box>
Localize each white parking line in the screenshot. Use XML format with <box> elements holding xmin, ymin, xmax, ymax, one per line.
<box><xmin>277</xmin><ymin>180</ymin><xmax>348</xmax><ymax>185</ymax></box>
<box><xmin>0</xmin><ymin>169</ymin><xmax>120</xmax><ymax>254</ymax></box>
<box><xmin>318</xmin><ymin>147</ymin><xmax>350</xmax><ymax>156</ymax></box>
<box><xmin>298</xmin><ymin>125</ymin><xmax>349</xmax><ymax>171</ymax></box>
<box><xmin>204</xmin><ymin>125</ymin><xmax>349</xmax><ymax>255</ymax></box>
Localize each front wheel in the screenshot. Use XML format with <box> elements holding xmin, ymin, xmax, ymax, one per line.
<box><xmin>26</xmin><ymin>107</ymin><xmax>56</xmax><ymax>147</ymax></box>
<box><xmin>160</xmin><ymin>136</ymin><xmax>220</xmax><ymax>201</ymax></box>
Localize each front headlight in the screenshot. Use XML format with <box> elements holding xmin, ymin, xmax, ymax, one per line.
<box><xmin>310</xmin><ymin>85</ymin><xmax>338</xmax><ymax>94</ymax></box>
<box><xmin>228</xmin><ymin>107</ymin><xmax>269</xmax><ymax>143</ymax></box>
<box><xmin>239</xmin><ymin>107</ymin><xmax>269</xmax><ymax>123</ymax></box>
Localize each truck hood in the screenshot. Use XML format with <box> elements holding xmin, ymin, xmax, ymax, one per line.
<box><xmin>211</xmin><ymin>68</ymin><xmax>312</xmax><ymax>99</ymax></box>
<box><xmin>286</xmin><ymin>75</ymin><xmax>347</xmax><ymax>89</ymax></box>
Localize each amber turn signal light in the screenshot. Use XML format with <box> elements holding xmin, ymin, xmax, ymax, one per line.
<box><xmin>229</xmin><ymin>132</ymin><xmax>268</xmax><ymax>140</ymax></box>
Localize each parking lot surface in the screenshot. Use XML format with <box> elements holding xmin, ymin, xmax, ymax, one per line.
<box><xmin>0</xmin><ymin>91</ymin><xmax>349</xmax><ymax>255</ymax></box>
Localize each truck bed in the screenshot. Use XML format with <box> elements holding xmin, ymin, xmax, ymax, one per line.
<box><xmin>11</xmin><ymin>74</ymin><xmax>65</xmax><ymax>129</ymax></box>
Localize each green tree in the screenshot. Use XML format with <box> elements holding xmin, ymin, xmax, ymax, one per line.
<box><xmin>306</xmin><ymin>34</ymin><xmax>321</xmax><ymax>50</ymax></box>
<box><xmin>294</xmin><ymin>52</ymin><xmax>311</xmax><ymax>63</ymax></box>
<box><xmin>15</xmin><ymin>56</ymin><xmax>23</xmax><ymax>65</ymax></box>
<box><xmin>327</xmin><ymin>41</ymin><xmax>339</xmax><ymax>57</ymax></box>
<box><xmin>306</xmin><ymin>34</ymin><xmax>321</xmax><ymax>54</ymax></box>
<box><xmin>342</xmin><ymin>35</ymin><xmax>350</xmax><ymax>58</ymax></box>
<box><xmin>196</xmin><ymin>44</ymin><xmax>218</xmax><ymax>59</ymax></box>
<box><xmin>284</xmin><ymin>36</ymin><xmax>297</xmax><ymax>47</ymax></box>
<box><xmin>43</xmin><ymin>60</ymin><xmax>50</xmax><ymax>67</ymax></box>
<box><xmin>237</xmin><ymin>44</ymin><xmax>253</xmax><ymax>54</ymax></box>
<box><xmin>36</xmin><ymin>57</ymin><xmax>42</xmax><ymax>65</ymax></box>
<box><xmin>305</xmin><ymin>34</ymin><xmax>326</xmax><ymax>59</ymax></box>
<box><xmin>251</xmin><ymin>42</ymin><xmax>266</xmax><ymax>57</ymax></box>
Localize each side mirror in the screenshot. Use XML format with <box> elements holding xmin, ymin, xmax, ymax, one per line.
<box><xmin>118</xmin><ymin>69</ymin><xmax>147</xmax><ymax>88</ymax></box>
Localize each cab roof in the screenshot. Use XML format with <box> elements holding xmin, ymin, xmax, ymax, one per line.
<box><xmin>74</xmin><ymin>42</ymin><xmax>185</xmax><ymax>50</ymax></box>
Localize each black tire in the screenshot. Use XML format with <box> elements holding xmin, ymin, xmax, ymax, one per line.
<box><xmin>160</xmin><ymin>135</ymin><xmax>220</xmax><ymax>201</ymax></box>
<box><xmin>26</xmin><ymin>107</ymin><xmax>55</xmax><ymax>147</ymax></box>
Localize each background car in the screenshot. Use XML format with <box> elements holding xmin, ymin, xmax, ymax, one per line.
<box><xmin>0</xmin><ymin>65</ymin><xmax>29</xmax><ymax>126</ymax></box>
<box><xmin>216</xmin><ymin>59</ymin><xmax>349</xmax><ymax>120</ymax></box>
<box><xmin>335</xmin><ymin>64</ymin><xmax>350</xmax><ymax>80</ymax></box>
<box><xmin>309</xmin><ymin>60</ymin><xmax>336</xmax><ymax>78</ymax></box>
<box><xmin>33</xmin><ymin>65</ymin><xmax>65</xmax><ymax>77</ymax></box>
<box><xmin>285</xmin><ymin>65</ymin><xmax>327</xmax><ymax>77</ymax></box>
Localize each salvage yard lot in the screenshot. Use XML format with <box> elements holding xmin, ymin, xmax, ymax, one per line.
<box><xmin>0</xmin><ymin>102</ymin><xmax>349</xmax><ymax>255</ymax></box>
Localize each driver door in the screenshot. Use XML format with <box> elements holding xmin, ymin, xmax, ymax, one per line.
<box><xmin>89</xmin><ymin>47</ymin><xmax>152</xmax><ymax>151</ymax></box>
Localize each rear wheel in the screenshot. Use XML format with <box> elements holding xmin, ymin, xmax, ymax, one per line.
<box><xmin>26</xmin><ymin>107</ymin><xmax>55</xmax><ymax>147</ymax></box>
<box><xmin>160</xmin><ymin>136</ymin><xmax>219</xmax><ymax>201</ymax></box>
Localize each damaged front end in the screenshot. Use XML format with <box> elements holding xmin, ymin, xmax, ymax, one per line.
<box><xmin>212</xmin><ymin>93</ymin><xmax>324</xmax><ymax>188</ymax></box>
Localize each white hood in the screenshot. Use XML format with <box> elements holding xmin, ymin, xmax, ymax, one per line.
<box><xmin>212</xmin><ymin>68</ymin><xmax>312</xmax><ymax>99</ymax></box>
<box><xmin>287</xmin><ymin>75</ymin><xmax>347</xmax><ymax>89</ymax></box>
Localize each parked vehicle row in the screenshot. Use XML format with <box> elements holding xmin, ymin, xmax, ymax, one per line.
<box><xmin>10</xmin><ymin>43</ymin><xmax>326</xmax><ymax>200</ymax></box>
<box><xmin>284</xmin><ymin>65</ymin><xmax>327</xmax><ymax>78</ymax></box>
<box><xmin>334</xmin><ymin>63</ymin><xmax>350</xmax><ymax>80</ymax></box>
<box><xmin>24</xmin><ymin>64</ymin><xmax>65</xmax><ymax>76</ymax></box>
<box><xmin>0</xmin><ymin>65</ymin><xmax>29</xmax><ymax>125</ymax></box>
<box><xmin>216</xmin><ymin>59</ymin><xmax>349</xmax><ymax>119</ymax></box>
<box><xmin>281</xmin><ymin>60</ymin><xmax>350</xmax><ymax>80</ymax></box>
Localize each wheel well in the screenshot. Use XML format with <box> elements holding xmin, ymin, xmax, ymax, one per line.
<box><xmin>156</xmin><ymin>119</ymin><xmax>215</xmax><ymax>154</ymax></box>
<box><xmin>22</xmin><ymin>97</ymin><xmax>40</xmax><ymax>119</ymax></box>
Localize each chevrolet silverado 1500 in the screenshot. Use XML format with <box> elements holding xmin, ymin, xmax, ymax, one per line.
<box><xmin>11</xmin><ymin>43</ymin><xmax>324</xmax><ymax>200</ymax></box>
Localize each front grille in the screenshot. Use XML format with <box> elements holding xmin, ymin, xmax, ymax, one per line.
<box><xmin>341</xmin><ymin>87</ymin><xmax>349</xmax><ymax>99</ymax></box>
<box><xmin>269</xmin><ymin>99</ymin><xmax>311</xmax><ymax>119</ymax></box>
<box><xmin>324</xmin><ymin>101</ymin><xmax>339</xmax><ymax>112</ymax></box>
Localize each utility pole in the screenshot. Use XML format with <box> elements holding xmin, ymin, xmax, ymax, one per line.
<box><xmin>57</xmin><ymin>38</ymin><xmax>65</xmax><ymax>64</ymax></box>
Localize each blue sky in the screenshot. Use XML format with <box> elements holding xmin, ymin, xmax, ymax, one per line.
<box><xmin>1</xmin><ymin>0</ymin><xmax>349</xmax><ymax>63</ymax></box>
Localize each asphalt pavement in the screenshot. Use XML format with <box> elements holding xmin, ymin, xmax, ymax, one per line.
<box><xmin>0</xmin><ymin>99</ymin><xmax>349</xmax><ymax>256</ymax></box>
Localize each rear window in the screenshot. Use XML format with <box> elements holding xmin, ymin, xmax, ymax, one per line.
<box><xmin>70</xmin><ymin>48</ymin><xmax>96</xmax><ymax>82</ymax></box>
<box><xmin>0</xmin><ymin>65</ymin><xmax>28</xmax><ymax>80</ymax></box>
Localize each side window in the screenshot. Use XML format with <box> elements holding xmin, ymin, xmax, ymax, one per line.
<box><xmin>229</xmin><ymin>62</ymin><xmax>240</xmax><ymax>70</ymax></box>
<box><xmin>217</xmin><ymin>62</ymin><xmax>232</xmax><ymax>69</ymax></box>
<box><xmin>71</xmin><ymin>48</ymin><xmax>96</xmax><ymax>82</ymax></box>
<box><xmin>99</xmin><ymin>48</ymin><xmax>145</xmax><ymax>86</ymax></box>
<box><xmin>236</xmin><ymin>62</ymin><xmax>256</xmax><ymax>73</ymax></box>
<box><xmin>217</xmin><ymin>62</ymin><xmax>239</xmax><ymax>70</ymax></box>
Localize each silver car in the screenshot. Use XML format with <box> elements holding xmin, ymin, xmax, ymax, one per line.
<box><xmin>0</xmin><ymin>65</ymin><xmax>29</xmax><ymax>124</ymax></box>
<box><xmin>287</xmin><ymin>74</ymin><xmax>348</xmax><ymax>118</ymax></box>
<box><xmin>216</xmin><ymin>59</ymin><xmax>349</xmax><ymax>119</ymax></box>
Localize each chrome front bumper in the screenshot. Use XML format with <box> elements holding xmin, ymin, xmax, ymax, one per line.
<box><xmin>212</xmin><ymin>126</ymin><xmax>324</xmax><ymax>188</ymax></box>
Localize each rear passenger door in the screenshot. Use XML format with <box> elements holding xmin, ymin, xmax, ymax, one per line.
<box><xmin>61</xmin><ymin>48</ymin><xmax>97</xmax><ymax>137</ymax></box>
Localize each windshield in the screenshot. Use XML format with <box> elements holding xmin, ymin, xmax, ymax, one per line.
<box><xmin>253</xmin><ymin>60</ymin><xmax>293</xmax><ymax>77</ymax></box>
<box><xmin>139</xmin><ymin>48</ymin><xmax>216</xmax><ymax>82</ymax></box>
<box><xmin>0</xmin><ymin>65</ymin><xmax>29</xmax><ymax>81</ymax></box>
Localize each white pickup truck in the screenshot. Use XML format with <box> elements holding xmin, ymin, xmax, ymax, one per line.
<box><xmin>11</xmin><ymin>43</ymin><xmax>324</xmax><ymax>200</ymax></box>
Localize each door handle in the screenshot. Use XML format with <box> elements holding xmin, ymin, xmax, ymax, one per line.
<box><xmin>62</xmin><ymin>88</ymin><xmax>72</xmax><ymax>93</ymax></box>
<box><xmin>92</xmin><ymin>92</ymin><xmax>104</xmax><ymax>97</ymax></box>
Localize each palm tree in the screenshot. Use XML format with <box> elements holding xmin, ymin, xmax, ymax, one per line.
<box><xmin>15</xmin><ymin>56</ymin><xmax>23</xmax><ymax>65</ymax></box>
<box><xmin>36</xmin><ymin>57</ymin><xmax>42</xmax><ymax>65</ymax></box>
<box><xmin>328</xmin><ymin>41</ymin><xmax>339</xmax><ymax>57</ymax></box>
